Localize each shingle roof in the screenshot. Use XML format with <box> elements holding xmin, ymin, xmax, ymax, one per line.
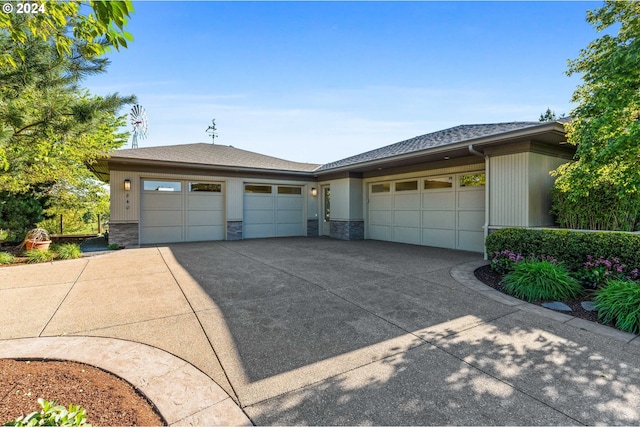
<box><xmin>111</xmin><ymin>143</ymin><xmax>320</xmax><ymax>172</ymax></box>
<box><xmin>316</xmin><ymin>121</ymin><xmax>550</xmax><ymax>172</ymax></box>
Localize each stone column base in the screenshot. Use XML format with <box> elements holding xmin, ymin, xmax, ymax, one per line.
<box><xmin>329</xmin><ymin>220</ymin><xmax>364</xmax><ymax>240</ymax></box>
<box><xmin>227</xmin><ymin>221</ymin><xmax>243</xmax><ymax>240</ymax></box>
<box><xmin>108</xmin><ymin>222</ymin><xmax>139</xmax><ymax>248</ymax></box>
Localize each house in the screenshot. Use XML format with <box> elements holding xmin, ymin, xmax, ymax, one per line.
<box><xmin>90</xmin><ymin>119</ymin><xmax>574</xmax><ymax>253</ymax></box>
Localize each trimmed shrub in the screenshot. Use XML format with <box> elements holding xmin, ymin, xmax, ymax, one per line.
<box><xmin>486</xmin><ymin>228</ymin><xmax>640</xmax><ymax>272</ymax></box>
<box><xmin>594</xmin><ymin>280</ymin><xmax>640</xmax><ymax>334</ymax></box>
<box><xmin>502</xmin><ymin>260</ymin><xmax>583</xmax><ymax>302</ymax></box>
<box><xmin>53</xmin><ymin>243</ymin><xmax>82</xmax><ymax>260</ymax></box>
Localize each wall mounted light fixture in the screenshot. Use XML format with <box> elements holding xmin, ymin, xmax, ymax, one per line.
<box><xmin>310</xmin><ymin>187</ymin><xmax>317</xmax><ymax>197</ymax></box>
<box><xmin>124</xmin><ymin>179</ymin><xmax>131</xmax><ymax>191</ymax></box>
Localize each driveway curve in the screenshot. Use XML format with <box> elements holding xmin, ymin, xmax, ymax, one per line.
<box><xmin>2</xmin><ymin>237</ymin><xmax>640</xmax><ymax>425</ymax></box>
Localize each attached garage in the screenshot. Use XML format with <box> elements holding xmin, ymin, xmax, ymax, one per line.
<box><xmin>140</xmin><ymin>179</ymin><xmax>225</xmax><ymax>244</ymax></box>
<box><xmin>368</xmin><ymin>172</ymin><xmax>485</xmax><ymax>252</ymax></box>
<box><xmin>243</xmin><ymin>184</ymin><xmax>305</xmax><ymax>239</ymax></box>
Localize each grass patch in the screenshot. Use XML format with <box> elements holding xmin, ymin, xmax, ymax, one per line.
<box><xmin>595</xmin><ymin>280</ymin><xmax>640</xmax><ymax>334</ymax></box>
<box><xmin>24</xmin><ymin>249</ymin><xmax>55</xmax><ymax>263</ymax></box>
<box><xmin>0</xmin><ymin>251</ymin><xmax>15</xmax><ymax>264</ymax></box>
<box><xmin>53</xmin><ymin>243</ymin><xmax>82</xmax><ymax>260</ymax></box>
<box><xmin>502</xmin><ymin>260</ymin><xmax>583</xmax><ymax>302</ymax></box>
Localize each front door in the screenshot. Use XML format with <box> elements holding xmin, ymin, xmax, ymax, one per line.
<box><xmin>321</xmin><ymin>185</ymin><xmax>330</xmax><ymax>236</ymax></box>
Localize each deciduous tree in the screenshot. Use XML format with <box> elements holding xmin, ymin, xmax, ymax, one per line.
<box><xmin>552</xmin><ymin>0</ymin><xmax>640</xmax><ymax>231</ymax></box>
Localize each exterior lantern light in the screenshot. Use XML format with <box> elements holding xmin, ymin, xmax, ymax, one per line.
<box><xmin>124</xmin><ymin>179</ymin><xmax>131</xmax><ymax>191</ymax></box>
<box><xmin>311</xmin><ymin>187</ymin><xmax>317</xmax><ymax>197</ymax></box>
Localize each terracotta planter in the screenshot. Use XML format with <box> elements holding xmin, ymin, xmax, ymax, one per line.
<box><xmin>25</xmin><ymin>240</ymin><xmax>51</xmax><ymax>251</ymax></box>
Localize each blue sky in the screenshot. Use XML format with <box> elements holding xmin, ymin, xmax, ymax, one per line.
<box><xmin>85</xmin><ymin>1</ymin><xmax>600</xmax><ymax>164</ymax></box>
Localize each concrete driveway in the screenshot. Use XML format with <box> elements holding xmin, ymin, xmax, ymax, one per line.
<box><xmin>2</xmin><ymin>237</ymin><xmax>640</xmax><ymax>425</ymax></box>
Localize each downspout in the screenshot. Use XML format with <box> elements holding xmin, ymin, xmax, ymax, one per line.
<box><xmin>469</xmin><ymin>145</ymin><xmax>490</xmax><ymax>260</ymax></box>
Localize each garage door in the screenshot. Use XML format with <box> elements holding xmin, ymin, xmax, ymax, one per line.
<box><xmin>243</xmin><ymin>184</ymin><xmax>305</xmax><ymax>238</ymax></box>
<box><xmin>140</xmin><ymin>180</ymin><xmax>225</xmax><ymax>244</ymax></box>
<box><xmin>368</xmin><ymin>172</ymin><xmax>485</xmax><ymax>252</ymax></box>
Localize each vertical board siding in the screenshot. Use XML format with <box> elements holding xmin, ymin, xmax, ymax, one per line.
<box><xmin>490</xmin><ymin>153</ymin><xmax>528</xmax><ymax>227</ymax></box>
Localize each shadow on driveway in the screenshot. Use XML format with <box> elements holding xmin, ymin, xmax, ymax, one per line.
<box><xmin>161</xmin><ymin>237</ymin><xmax>640</xmax><ymax>425</ymax></box>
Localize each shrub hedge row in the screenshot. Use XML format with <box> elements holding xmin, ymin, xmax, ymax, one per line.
<box><xmin>485</xmin><ymin>228</ymin><xmax>640</xmax><ymax>272</ymax></box>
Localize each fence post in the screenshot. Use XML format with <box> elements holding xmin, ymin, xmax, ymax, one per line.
<box><xmin>60</xmin><ymin>214</ymin><xmax>63</xmax><ymax>235</ymax></box>
<box><xmin>98</xmin><ymin>214</ymin><xmax>101</xmax><ymax>235</ymax></box>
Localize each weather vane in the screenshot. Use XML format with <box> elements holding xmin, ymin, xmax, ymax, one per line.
<box><xmin>206</xmin><ymin>119</ymin><xmax>218</xmax><ymax>144</ymax></box>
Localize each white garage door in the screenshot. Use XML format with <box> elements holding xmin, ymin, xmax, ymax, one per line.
<box><xmin>368</xmin><ymin>173</ymin><xmax>485</xmax><ymax>252</ymax></box>
<box><xmin>243</xmin><ymin>184</ymin><xmax>305</xmax><ymax>238</ymax></box>
<box><xmin>140</xmin><ymin>180</ymin><xmax>225</xmax><ymax>244</ymax></box>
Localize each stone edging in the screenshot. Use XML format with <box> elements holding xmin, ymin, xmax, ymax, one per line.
<box><xmin>450</xmin><ymin>260</ymin><xmax>640</xmax><ymax>349</ymax></box>
<box><xmin>0</xmin><ymin>336</ymin><xmax>252</xmax><ymax>426</ymax></box>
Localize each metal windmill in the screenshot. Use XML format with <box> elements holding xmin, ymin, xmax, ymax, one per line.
<box><xmin>130</xmin><ymin>104</ymin><xmax>148</xmax><ymax>149</ymax></box>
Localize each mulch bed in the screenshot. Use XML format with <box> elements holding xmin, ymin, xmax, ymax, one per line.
<box><xmin>0</xmin><ymin>359</ymin><xmax>165</xmax><ymax>426</ymax></box>
<box><xmin>474</xmin><ymin>264</ymin><xmax>605</xmax><ymax>324</ymax></box>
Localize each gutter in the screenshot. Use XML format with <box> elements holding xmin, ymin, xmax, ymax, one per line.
<box><xmin>469</xmin><ymin>144</ymin><xmax>490</xmax><ymax>260</ymax></box>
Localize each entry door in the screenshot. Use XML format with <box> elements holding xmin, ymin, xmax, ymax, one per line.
<box><xmin>321</xmin><ymin>185</ymin><xmax>331</xmax><ymax>236</ymax></box>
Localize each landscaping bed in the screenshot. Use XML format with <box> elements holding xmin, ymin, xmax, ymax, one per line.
<box><xmin>482</xmin><ymin>228</ymin><xmax>640</xmax><ymax>335</ymax></box>
<box><xmin>0</xmin><ymin>359</ymin><xmax>164</xmax><ymax>426</ymax></box>
<box><xmin>475</xmin><ymin>264</ymin><xmax>604</xmax><ymax>325</ymax></box>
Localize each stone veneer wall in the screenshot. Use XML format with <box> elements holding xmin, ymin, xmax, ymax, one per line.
<box><xmin>108</xmin><ymin>222</ymin><xmax>139</xmax><ymax>248</ymax></box>
<box><xmin>330</xmin><ymin>220</ymin><xmax>364</xmax><ymax>240</ymax></box>
<box><xmin>307</xmin><ymin>219</ymin><xmax>319</xmax><ymax>237</ymax></box>
<box><xmin>226</xmin><ymin>221</ymin><xmax>243</xmax><ymax>240</ymax></box>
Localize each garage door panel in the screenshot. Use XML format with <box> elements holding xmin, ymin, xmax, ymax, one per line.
<box><xmin>370</xmin><ymin>195</ymin><xmax>393</xmax><ymax>210</ymax></box>
<box><xmin>187</xmin><ymin>225</ymin><xmax>224</xmax><ymax>241</ymax></box>
<box><xmin>458</xmin><ymin>211</ymin><xmax>484</xmax><ymax>231</ymax></box>
<box><xmin>187</xmin><ymin>194</ymin><xmax>224</xmax><ymax>210</ymax></box>
<box><xmin>370</xmin><ymin>210</ymin><xmax>392</xmax><ymax>226</ymax></box>
<box><xmin>369</xmin><ymin>225</ymin><xmax>391</xmax><ymax>241</ymax></box>
<box><xmin>277</xmin><ymin>196</ymin><xmax>303</xmax><ymax>210</ymax></box>
<box><xmin>245</xmin><ymin>195</ymin><xmax>274</xmax><ymax>210</ymax></box>
<box><xmin>142</xmin><ymin>193</ymin><xmax>183</xmax><ymax>210</ymax></box>
<box><xmin>276</xmin><ymin>223</ymin><xmax>304</xmax><ymax>236</ymax></box>
<box><xmin>458</xmin><ymin>230</ymin><xmax>484</xmax><ymax>253</ymax></box>
<box><xmin>422</xmin><ymin>192</ymin><xmax>455</xmax><ymax>210</ymax></box>
<box><xmin>393</xmin><ymin>227</ymin><xmax>420</xmax><ymax>245</ymax></box>
<box><xmin>141</xmin><ymin>210</ymin><xmax>183</xmax><ymax>227</ymax></box>
<box><xmin>187</xmin><ymin>210</ymin><xmax>225</xmax><ymax>226</ymax></box>
<box><xmin>458</xmin><ymin>190</ymin><xmax>485</xmax><ymax>210</ymax></box>
<box><xmin>244</xmin><ymin>210</ymin><xmax>274</xmax><ymax>224</ymax></box>
<box><xmin>394</xmin><ymin>194</ymin><xmax>420</xmax><ymax>210</ymax></box>
<box><xmin>422</xmin><ymin>211</ymin><xmax>455</xmax><ymax>230</ymax></box>
<box><xmin>277</xmin><ymin>209</ymin><xmax>303</xmax><ymax>223</ymax></box>
<box><xmin>422</xmin><ymin>228</ymin><xmax>455</xmax><ymax>249</ymax></box>
<box><xmin>141</xmin><ymin>226</ymin><xmax>183</xmax><ymax>244</ymax></box>
<box><xmin>393</xmin><ymin>210</ymin><xmax>420</xmax><ymax>227</ymax></box>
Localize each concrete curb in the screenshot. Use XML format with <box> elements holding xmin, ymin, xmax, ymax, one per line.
<box><xmin>450</xmin><ymin>260</ymin><xmax>640</xmax><ymax>349</ymax></box>
<box><xmin>0</xmin><ymin>336</ymin><xmax>252</xmax><ymax>426</ymax></box>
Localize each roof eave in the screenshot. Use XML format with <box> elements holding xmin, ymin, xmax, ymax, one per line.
<box><xmin>107</xmin><ymin>156</ymin><xmax>317</xmax><ymax>177</ymax></box>
<box><xmin>315</xmin><ymin>121</ymin><xmax>567</xmax><ymax>175</ymax></box>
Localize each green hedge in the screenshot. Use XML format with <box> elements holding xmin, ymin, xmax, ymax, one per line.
<box><xmin>485</xmin><ymin>228</ymin><xmax>640</xmax><ymax>272</ymax></box>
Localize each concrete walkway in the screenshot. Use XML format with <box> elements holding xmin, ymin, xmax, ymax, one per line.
<box><xmin>1</xmin><ymin>237</ymin><xmax>640</xmax><ymax>425</ymax></box>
